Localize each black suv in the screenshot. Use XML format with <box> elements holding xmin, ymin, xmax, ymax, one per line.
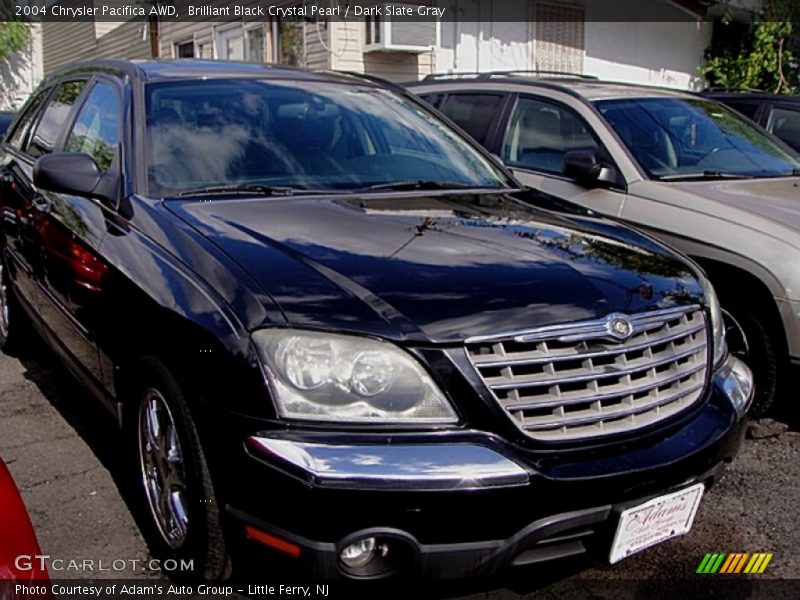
<box><xmin>0</xmin><ymin>60</ymin><xmax>751</xmax><ymax>581</ymax></box>
<box><xmin>701</xmin><ymin>88</ymin><xmax>800</xmax><ymax>153</ymax></box>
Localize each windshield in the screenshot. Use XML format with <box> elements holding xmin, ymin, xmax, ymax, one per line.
<box><xmin>594</xmin><ymin>97</ymin><xmax>800</xmax><ymax>180</ymax></box>
<box><xmin>144</xmin><ymin>79</ymin><xmax>510</xmax><ymax>196</ymax></box>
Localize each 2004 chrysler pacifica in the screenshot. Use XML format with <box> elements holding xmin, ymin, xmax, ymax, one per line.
<box><xmin>0</xmin><ymin>61</ymin><xmax>752</xmax><ymax>581</ymax></box>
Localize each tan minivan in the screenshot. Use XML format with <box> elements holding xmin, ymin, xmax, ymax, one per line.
<box><xmin>409</xmin><ymin>75</ymin><xmax>800</xmax><ymax>416</ymax></box>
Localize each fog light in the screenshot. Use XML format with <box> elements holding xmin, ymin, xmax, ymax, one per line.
<box><xmin>338</xmin><ymin>532</ymin><xmax>416</xmax><ymax>578</ymax></box>
<box><xmin>340</xmin><ymin>537</ymin><xmax>378</xmax><ymax>568</ymax></box>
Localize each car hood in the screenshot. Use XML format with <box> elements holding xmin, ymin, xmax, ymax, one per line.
<box><xmin>166</xmin><ymin>191</ymin><xmax>702</xmax><ymax>343</ymax></box>
<box><xmin>665</xmin><ymin>177</ymin><xmax>800</xmax><ymax>233</ymax></box>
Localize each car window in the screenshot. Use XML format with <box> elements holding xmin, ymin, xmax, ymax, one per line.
<box><xmin>418</xmin><ymin>93</ymin><xmax>443</xmax><ymax>110</ymax></box>
<box><xmin>722</xmin><ymin>101</ymin><xmax>760</xmax><ymax>120</ymax></box>
<box><xmin>595</xmin><ymin>97</ymin><xmax>800</xmax><ymax>179</ymax></box>
<box><xmin>767</xmin><ymin>106</ymin><xmax>800</xmax><ymax>153</ymax></box>
<box><xmin>6</xmin><ymin>89</ymin><xmax>50</xmax><ymax>151</ymax></box>
<box><xmin>502</xmin><ymin>96</ymin><xmax>601</xmax><ymax>175</ymax></box>
<box><xmin>65</xmin><ymin>81</ymin><xmax>120</xmax><ymax>172</ymax></box>
<box><xmin>27</xmin><ymin>80</ymin><xmax>86</xmax><ymax>159</ymax></box>
<box><xmin>438</xmin><ymin>93</ymin><xmax>504</xmax><ymax>145</ymax></box>
<box><xmin>144</xmin><ymin>79</ymin><xmax>511</xmax><ymax>195</ymax></box>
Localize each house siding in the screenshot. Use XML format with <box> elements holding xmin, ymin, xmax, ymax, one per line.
<box><xmin>329</xmin><ymin>20</ymin><xmax>434</xmax><ymax>82</ymax></box>
<box><xmin>583</xmin><ymin>20</ymin><xmax>712</xmax><ymax>90</ymax></box>
<box><xmin>433</xmin><ymin>0</ymin><xmax>713</xmax><ymax>90</ymax></box>
<box><xmin>42</xmin><ymin>21</ymin><xmax>151</xmax><ymax>74</ymax></box>
<box><xmin>42</xmin><ymin>21</ymin><xmax>96</xmax><ymax>73</ymax></box>
<box><xmin>304</xmin><ymin>22</ymin><xmax>331</xmax><ymax>71</ymax></box>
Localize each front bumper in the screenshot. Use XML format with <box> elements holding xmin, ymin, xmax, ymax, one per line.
<box><xmin>222</xmin><ymin>359</ymin><xmax>751</xmax><ymax>579</ymax></box>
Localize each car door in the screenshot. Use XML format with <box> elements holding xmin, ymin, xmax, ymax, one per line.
<box><xmin>0</xmin><ymin>86</ymin><xmax>52</xmax><ymax>313</ymax></box>
<box><xmin>13</xmin><ymin>77</ymin><xmax>119</xmax><ymax>394</ymax></box>
<box><xmin>499</xmin><ymin>94</ymin><xmax>627</xmax><ymax>217</ymax></box>
<box><xmin>55</xmin><ymin>78</ymin><xmax>125</xmax><ymax>403</ymax></box>
<box><xmin>16</xmin><ymin>78</ymin><xmax>96</xmax><ymax>375</ymax></box>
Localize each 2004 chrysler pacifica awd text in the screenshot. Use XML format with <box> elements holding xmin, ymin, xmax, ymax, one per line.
<box><xmin>0</xmin><ymin>61</ymin><xmax>752</xmax><ymax>581</ymax></box>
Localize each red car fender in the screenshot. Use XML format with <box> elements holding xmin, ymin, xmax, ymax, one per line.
<box><xmin>0</xmin><ymin>460</ymin><xmax>48</xmax><ymax>582</ymax></box>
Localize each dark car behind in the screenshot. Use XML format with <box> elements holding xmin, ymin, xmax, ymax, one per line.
<box><xmin>701</xmin><ymin>89</ymin><xmax>800</xmax><ymax>154</ymax></box>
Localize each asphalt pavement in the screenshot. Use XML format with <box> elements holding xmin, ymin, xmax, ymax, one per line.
<box><xmin>2</xmin><ymin>338</ymin><xmax>799</xmax><ymax>599</ymax></box>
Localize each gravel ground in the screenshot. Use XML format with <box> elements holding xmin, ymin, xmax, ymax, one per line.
<box><xmin>1</xmin><ymin>340</ymin><xmax>798</xmax><ymax>598</ymax></box>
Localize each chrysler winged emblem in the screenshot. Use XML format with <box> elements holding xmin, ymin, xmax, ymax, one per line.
<box><xmin>606</xmin><ymin>314</ymin><xmax>634</xmax><ymax>340</ymax></box>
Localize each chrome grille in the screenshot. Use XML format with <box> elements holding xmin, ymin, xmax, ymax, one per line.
<box><xmin>466</xmin><ymin>305</ymin><xmax>708</xmax><ymax>441</ymax></box>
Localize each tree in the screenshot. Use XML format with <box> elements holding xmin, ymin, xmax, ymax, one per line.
<box><xmin>0</xmin><ymin>1</ymin><xmax>31</xmax><ymax>107</ymax></box>
<box><xmin>0</xmin><ymin>22</ymin><xmax>30</xmax><ymax>63</ymax></box>
<box><xmin>700</xmin><ymin>0</ymin><xmax>800</xmax><ymax>94</ymax></box>
<box><xmin>0</xmin><ymin>0</ymin><xmax>30</xmax><ymax>62</ymax></box>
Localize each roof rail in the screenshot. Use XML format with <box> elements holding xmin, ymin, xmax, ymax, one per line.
<box><xmin>337</xmin><ymin>70</ymin><xmax>409</xmax><ymax>94</ymax></box>
<box><xmin>422</xmin><ymin>70</ymin><xmax>598</xmax><ymax>81</ymax></box>
<box><xmin>701</xmin><ymin>87</ymin><xmax>766</xmax><ymax>94</ymax></box>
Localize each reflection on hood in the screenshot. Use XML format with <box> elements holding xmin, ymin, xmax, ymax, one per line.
<box><xmin>167</xmin><ymin>192</ymin><xmax>701</xmax><ymax>342</ymax></box>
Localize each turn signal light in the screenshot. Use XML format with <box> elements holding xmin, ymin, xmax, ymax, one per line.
<box><xmin>245</xmin><ymin>525</ymin><xmax>301</xmax><ymax>559</ymax></box>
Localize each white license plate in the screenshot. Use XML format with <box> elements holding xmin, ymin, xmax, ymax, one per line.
<box><xmin>609</xmin><ymin>483</ymin><xmax>705</xmax><ymax>564</ymax></box>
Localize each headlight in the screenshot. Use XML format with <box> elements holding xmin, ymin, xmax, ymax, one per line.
<box><xmin>252</xmin><ymin>329</ymin><xmax>458</xmax><ymax>424</ymax></box>
<box><xmin>699</xmin><ymin>275</ymin><xmax>727</xmax><ymax>367</ymax></box>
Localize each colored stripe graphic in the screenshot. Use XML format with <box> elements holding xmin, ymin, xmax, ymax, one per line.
<box><xmin>733</xmin><ymin>553</ymin><xmax>750</xmax><ymax>573</ymax></box>
<box><xmin>696</xmin><ymin>553</ymin><xmax>713</xmax><ymax>573</ymax></box>
<box><xmin>758</xmin><ymin>554</ymin><xmax>774</xmax><ymax>573</ymax></box>
<box><xmin>699</xmin><ymin>552</ymin><xmax>773</xmax><ymax>574</ymax></box>
<box><xmin>719</xmin><ymin>553</ymin><xmax>747</xmax><ymax>573</ymax></box>
<box><xmin>697</xmin><ymin>553</ymin><xmax>726</xmax><ymax>573</ymax></box>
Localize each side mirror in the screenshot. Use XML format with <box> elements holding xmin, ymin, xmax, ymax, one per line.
<box><xmin>563</xmin><ymin>150</ymin><xmax>621</xmax><ymax>188</ymax></box>
<box><xmin>33</xmin><ymin>153</ymin><xmax>119</xmax><ymax>205</ymax></box>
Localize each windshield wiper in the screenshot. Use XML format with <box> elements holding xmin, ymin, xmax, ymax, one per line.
<box><xmin>363</xmin><ymin>180</ymin><xmax>494</xmax><ymax>192</ymax></box>
<box><xmin>176</xmin><ymin>184</ymin><xmax>301</xmax><ymax>198</ymax></box>
<box><xmin>175</xmin><ymin>184</ymin><xmax>346</xmax><ymax>198</ymax></box>
<box><xmin>658</xmin><ymin>170</ymin><xmax>755</xmax><ymax>181</ymax></box>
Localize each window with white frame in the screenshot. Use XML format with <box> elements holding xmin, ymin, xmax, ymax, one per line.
<box><xmin>175</xmin><ymin>40</ymin><xmax>194</xmax><ymax>59</ymax></box>
<box><xmin>197</xmin><ymin>40</ymin><xmax>213</xmax><ymax>59</ymax></box>
<box><xmin>533</xmin><ymin>2</ymin><xmax>585</xmax><ymax>74</ymax></box>
<box><xmin>247</xmin><ymin>27</ymin><xmax>265</xmax><ymax>63</ymax></box>
<box><xmin>215</xmin><ymin>25</ymin><xmax>268</xmax><ymax>62</ymax></box>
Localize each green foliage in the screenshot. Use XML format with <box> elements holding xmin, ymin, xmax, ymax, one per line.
<box><xmin>0</xmin><ymin>22</ymin><xmax>30</xmax><ymax>63</ymax></box>
<box><xmin>279</xmin><ymin>22</ymin><xmax>303</xmax><ymax>67</ymax></box>
<box><xmin>701</xmin><ymin>1</ymin><xmax>800</xmax><ymax>94</ymax></box>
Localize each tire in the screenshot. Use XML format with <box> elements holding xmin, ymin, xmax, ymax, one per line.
<box><xmin>0</xmin><ymin>256</ymin><xmax>28</xmax><ymax>354</ymax></box>
<box><xmin>720</xmin><ymin>301</ymin><xmax>779</xmax><ymax>417</ymax></box>
<box><xmin>128</xmin><ymin>357</ymin><xmax>230</xmax><ymax>581</ymax></box>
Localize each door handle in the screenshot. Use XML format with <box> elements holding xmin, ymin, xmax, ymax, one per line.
<box><xmin>32</xmin><ymin>194</ymin><xmax>51</xmax><ymax>213</ymax></box>
<box><xmin>0</xmin><ymin>172</ymin><xmax>13</xmax><ymax>192</ymax></box>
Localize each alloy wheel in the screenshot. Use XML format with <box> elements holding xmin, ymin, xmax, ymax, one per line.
<box><xmin>138</xmin><ymin>389</ymin><xmax>190</xmax><ymax>549</ymax></box>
